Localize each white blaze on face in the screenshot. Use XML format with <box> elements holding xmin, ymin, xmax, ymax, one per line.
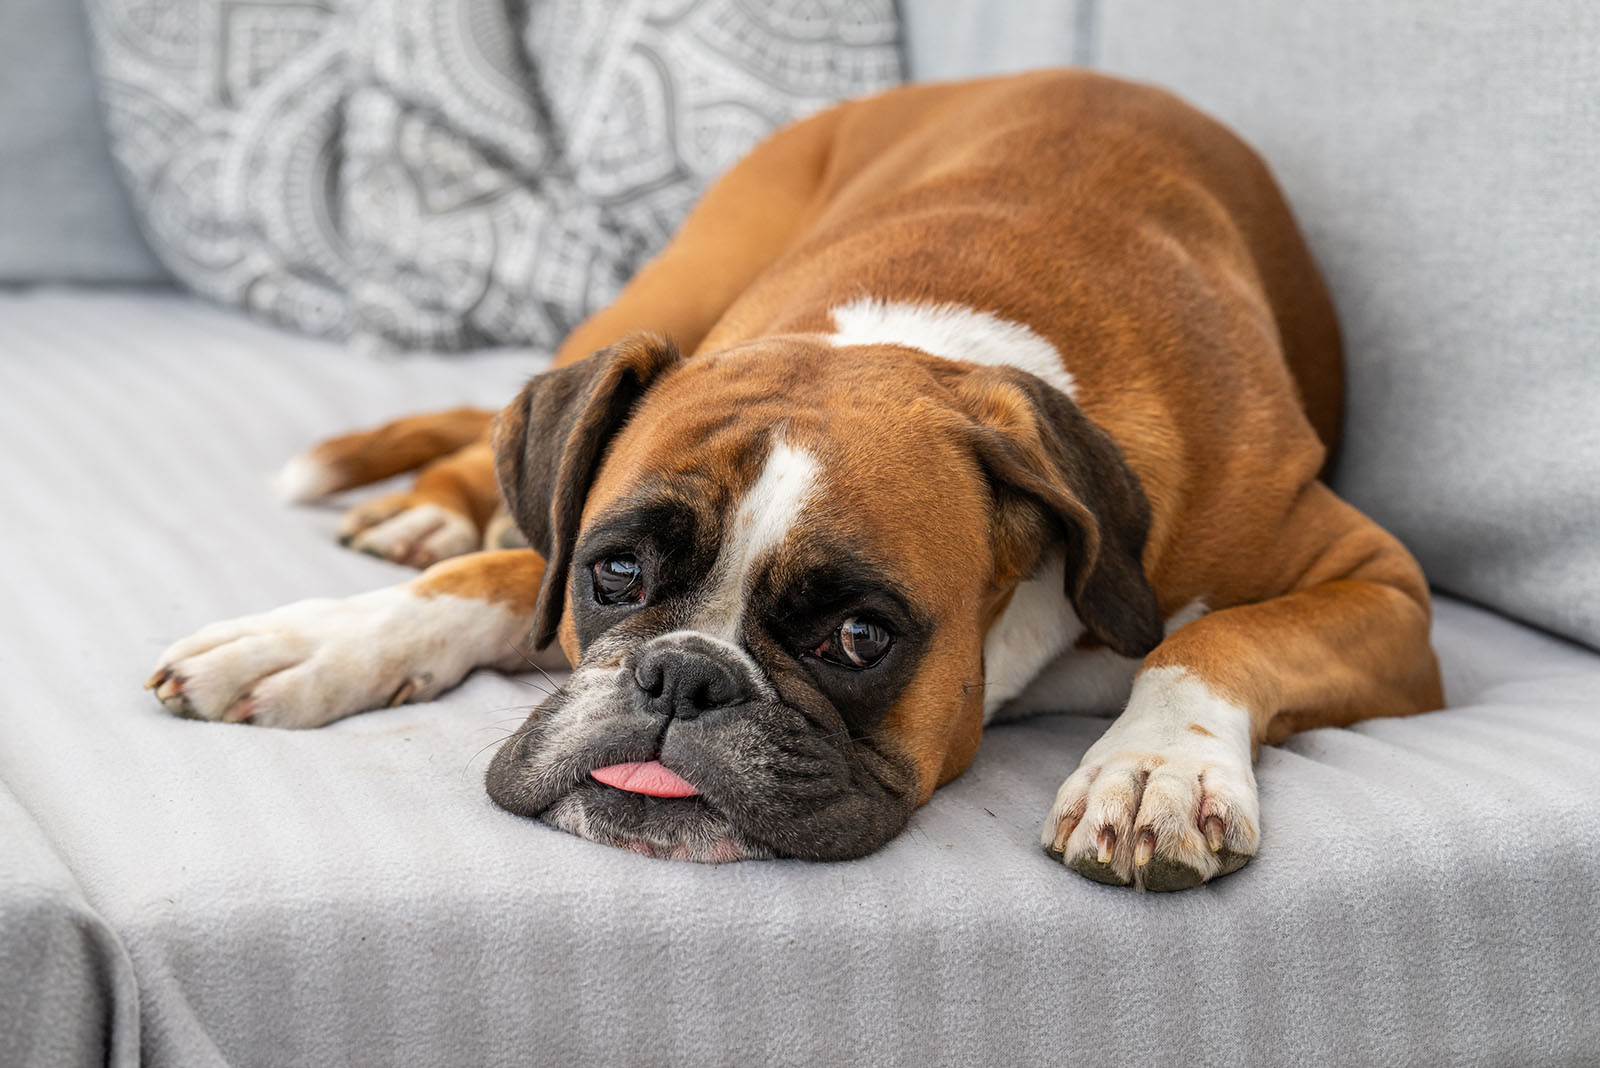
<box><xmin>827</xmin><ymin>297</ymin><xmax>1077</xmax><ymax>398</ymax></box>
<box><xmin>694</xmin><ymin>440</ymin><xmax>820</xmax><ymax>640</ymax></box>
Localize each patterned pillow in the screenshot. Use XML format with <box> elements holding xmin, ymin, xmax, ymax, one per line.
<box><xmin>85</xmin><ymin>0</ymin><xmax>902</xmax><ymax>352</ymax></box>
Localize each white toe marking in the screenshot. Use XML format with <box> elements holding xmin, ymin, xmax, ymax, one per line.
<box><xmin>827</xmin><ymin>298</ymin><xmax>1076</xmax><ymax>398</ymax></box>
<box><xmin>272</xmin><ymin>452</ymin><xmax>339</xmax><ymax>503</ymax></box>
<box><xmin>693</xmin><ymin>440</ymin><xmax>819</xmax><ymax>640</ymax></box>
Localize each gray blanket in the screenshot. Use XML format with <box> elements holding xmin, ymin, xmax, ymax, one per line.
<box><xmin>2</xmin><ymin>289</ymin><xmax>1598</xmax><ymax>1066</ymax></box>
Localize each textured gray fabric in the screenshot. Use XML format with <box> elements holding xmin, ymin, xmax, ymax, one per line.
<box><xmin>0</xmin><ymin>783</ymin><xmax>139</xmax><ymax>1068</ymax></box>
<box><xmin>0</xmin><ymin>0</ymin><xmax>166</xmax><ymax>283</ymax></box>
<box><xmin>1</xmin><ymin>289</ymin><xmax>1598</xmax><ymax>1065</ymax></box>
<box><xmin>900</xmin><ymin>0</ymin><xmax>1094</xmax><ymax>79</ymax></box>
<box><xmin>1090</xmin><ymin>0</ymin><xmax>1600</xmax><ymax>649</ymax></box>
<box><xmin>83</xmin><ymin>0</ymin><xmax>901</xmax><ymax>350</ymax></box>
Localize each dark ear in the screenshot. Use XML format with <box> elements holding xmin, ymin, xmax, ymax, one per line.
<box><xmin>952</xmin><ymin>367</ymin><xmax>1163</xmax><ymax>658</ymax></box>
<box><xmin>492</xmin><ymin>334</ymin><xmax>682</xmax><ymax>649</ymax></box>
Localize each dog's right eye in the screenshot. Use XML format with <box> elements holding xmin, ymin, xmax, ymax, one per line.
<box><xmin>813</xmin><ymin>616</ymin><xmax>894</xmax><ymax>669</ymax></box>
<box><xmin>592</xmin><ymin>555</ymin><xmax>645</xmax><ymax>606</ymax></box>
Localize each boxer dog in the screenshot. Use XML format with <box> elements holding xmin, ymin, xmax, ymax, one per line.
<box><xmin>146</xmin><ymin>71</ymin><xmax>1443</xmax><ymax>889</ymax></box>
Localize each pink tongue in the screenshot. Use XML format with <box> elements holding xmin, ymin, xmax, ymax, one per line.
<box><xmin>591</xmin><ymin>760</ymin><xmax>701</xmax><ymax>798</ymax></box>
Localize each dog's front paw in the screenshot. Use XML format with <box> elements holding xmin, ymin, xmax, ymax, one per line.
<box><xmin>1041</xmin><ymin>667</ymin><xmax>1260</xmax><ymax>891</ymax></box>
<box><xmin>337</xmin><ymin>496</ymin><xmax>479</xmax><ymax>568</ymax></box>
<box><xmin>144</xmin><ymin>588</ymin><xmax>494</xmax><ymax>728</ymax></box>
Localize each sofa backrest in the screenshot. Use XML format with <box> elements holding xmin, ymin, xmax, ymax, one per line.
<box><xmin>0</xmin><ymin>0</ymin><xmax>166</xmax><ymax>284</ymax></box>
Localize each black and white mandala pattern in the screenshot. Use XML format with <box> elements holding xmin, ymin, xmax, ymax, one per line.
<box><xmin>85</xmin><ymin>0</ymin><xmax>902</xmax><ymax>351</ymax></box>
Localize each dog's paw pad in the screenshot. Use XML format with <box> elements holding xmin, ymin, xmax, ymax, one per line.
<box><xmin>1140</xmin><ymin>857</ymin><xmax>1207</xmax><ymax>893</ymax></box>
<box><xmin>1068</xmin><ymin>850</ymin><xmax>1131</xmax><ymax>886</ymax></box>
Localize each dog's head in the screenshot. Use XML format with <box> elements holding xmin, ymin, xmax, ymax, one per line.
<box><xmin>484</xmin><ymin>333</ymin><xmax>1160</xmax><ymax>861</ymax></box>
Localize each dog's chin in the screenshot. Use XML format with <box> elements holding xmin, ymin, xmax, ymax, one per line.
<box><xmin>540</xmin><ymin>781</ymin><xmax>774</xmax><ymax>863</ymax></box>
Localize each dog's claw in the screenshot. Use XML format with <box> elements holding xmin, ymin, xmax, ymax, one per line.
<box><xmin>387</xmin><ymin>679</ymin><xmax>417</xmax><ymax>707</ymax></box>
<box><xmin>1095</xmin><ymin>826</ymin><xmax>1116</xmax><ymax>864</ymax></box>
<box><xmin>155</xmin><ymin>675</ymin><xmax>185</xmax><ymax>702</ymax></box>
<box><xmin>1132</xmin><ymin>828</ymin><xmax>1156</xmax><ymax>867</ymax></box>
<box><xmin>144</xmin><ymin>667</ymin><xmax>169</xmax><ymax>690</ymax></box>
<box><xmin>1049</xmin><ymin>814</ymin><xmax>1079</xmax><ymax>857</ymax></box>
<box><xmin>1203</xmin><ymin>815</ymin><xmax>1226</xmax><ymax>852</ymax></box>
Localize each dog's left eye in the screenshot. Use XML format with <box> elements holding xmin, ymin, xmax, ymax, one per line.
<box><xmin>813</xmin><ymin>616</ymin><xmax>894</xmax><ymax>669</ymax></box>
<box><xmin>592</xmin><ymin>555</ymin><xmax>645</xmax><ymax>606</ymax></box>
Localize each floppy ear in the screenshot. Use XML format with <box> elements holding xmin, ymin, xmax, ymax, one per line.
<box><xmin>492</xmin><ymin>334</ymin><xmax>682</xmax><ymax>649</ymax></box>
<box><xmin>952</xmin><ymin>366</ymin><xmax>1163</xmax><ymax>658</ymax></box>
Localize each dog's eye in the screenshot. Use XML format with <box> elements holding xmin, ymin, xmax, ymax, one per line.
<box><xmin>592</xmin><ymin>555</ymin><xmax>645</xmax><ymax>606</ymax></box>
<box><xmin>814</xmin><ymin>616</ymin><xmax>893</xmax><ymax>669</ymax></box>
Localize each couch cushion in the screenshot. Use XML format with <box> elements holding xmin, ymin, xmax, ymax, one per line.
<box><xmin>1</xmin><ymin>289</ymin><xmax>1597</xmax><ymax>1066</ymax></box>
<box><xmin>0</xmin><ymin>0</ymin><xmax>166</xmax><ymax>284</ymax></box>
<box><xmin>1091</xmin><ymin>0</ymin><xmax>1600</xmax><ymax>649</ymax></box>
<box><xmin>0</xmin><ymin>782</ymin><xmax>139</xmax><ymax>1068</ymax></box>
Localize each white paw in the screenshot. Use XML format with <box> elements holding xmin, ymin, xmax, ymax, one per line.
<box><xmin>339</xmin><ymin>500</ymin><xmax>479</xmax><ymax>568</ymax></box>
<box><xmin>272</xmin><ymin>451</ymin><xmax>340</xmax><ymax>503</ymax></box>
<box><xmin>1041</xmin><ymin>667</ymin><xmax>1260</xmax><ymax>891</ymax></box>
<box><xmin>145</xmin><ymin>587</ymin><xmax>526</xmax><ymax>728</ymax></box>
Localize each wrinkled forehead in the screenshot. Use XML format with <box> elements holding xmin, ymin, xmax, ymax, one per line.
<box><xmin>580</xmin><ymin>352</ymin><xmax>994</xmax><ymax>615</ymax></box>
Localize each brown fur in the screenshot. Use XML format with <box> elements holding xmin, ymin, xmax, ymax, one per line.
<box><xmin>414</xmin><ymin>548</ymin><xmax>546</xmax><ymax>617</ymax></box>
<box><xmin>304</xmin><ymin>407</ymin><xmax>493</xmax><ymax>493</ymax></box>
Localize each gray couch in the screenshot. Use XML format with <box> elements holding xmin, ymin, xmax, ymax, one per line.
<box><xmin>3</xmin><ymin>3</ymin><xmax>1597</xmax><ymax>1066</ymax></box>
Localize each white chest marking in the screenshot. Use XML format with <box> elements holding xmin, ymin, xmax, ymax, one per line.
<box><xmin>695</xmin><ymin>441</ymin><xmax>820</xmax><ymax>640</ymax></box>
<box><xmin>827</xmin><ymin>298</ymin><xmax>1076</xmax><ymax>398</ymax></box>
<box><xmin>981</xmin><ymin>550</ymin><xmax>1083</xmax><ymax>720</ymax></box>
<box><xmin>984</xmin><ymin>572</ymin><xmax>1208</xmax><ymax>724</ymax></box>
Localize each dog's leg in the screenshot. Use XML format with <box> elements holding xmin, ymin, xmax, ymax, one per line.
<box><xmin>276</xmin><ymin>409</ymin><xmax>503</xmax><ymax>567</ymax></box>
<box><xmin>336</xmin><ymin>440</ymin><xmax>504</xmax><ymax>567</ymax></box>
<box><xmin>145</xmin><ymin>550</ymin><xmax>558</xmax><ymax>728</ymax></box>
<box><xmin>1042</xmin><ymin>484</ymin><xmax>1443</xmax><ymax>890</ymax></box>
<box><xmin>275</xmin><ymin>407</ymin><xmax>494</xmax><ymax>502</ymax></box>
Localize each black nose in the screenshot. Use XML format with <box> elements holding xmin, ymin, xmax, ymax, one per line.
<box><xmin>631</xmin><ymin>642</ymin><xmax>752</xmax><ymax>721</ymax></box>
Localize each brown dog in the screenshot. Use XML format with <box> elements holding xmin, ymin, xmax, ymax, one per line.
<box><xmin>148</xmin><ymin>70</ymin><xmax>1443</xmax><ymax>889</ymax></box>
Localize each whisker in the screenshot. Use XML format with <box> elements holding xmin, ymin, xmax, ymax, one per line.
<box><xmin>505</xmin><ymin>675</ymin><xmax>556</xmax><ymax>697</ymax></box>
<box><xmin>473</xmin><ymin>717</ymin><xmax>532</xmax><ymax>733</ymax></box>
<box><xmin>462</xmin><ymin>734</ymin><xmax>515</xmax><ymax>777</ymax></box>
<box><xmin>503</xmin><ymin>637</ymin><xmax>567</xmax><ymax>696</ymax></box>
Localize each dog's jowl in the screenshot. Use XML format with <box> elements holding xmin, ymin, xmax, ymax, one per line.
<box><xmin>148</xmin><ymin>71</ymin><xmax>1443</xmax><ymax>889</ymax></box>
